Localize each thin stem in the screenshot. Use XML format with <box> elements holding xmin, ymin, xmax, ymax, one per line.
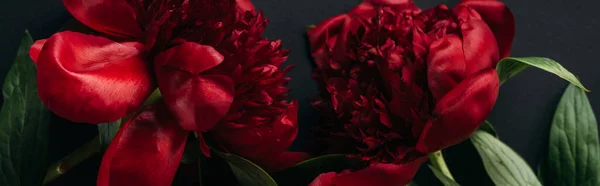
<box><xmin>43</xmin><ymin>136</ymin><xmax>101</xmax><ymax>185</ymax></box>
<box><xmin>429</xmin><ymin>150</ymin><xmax>455</xmax><ymax>181</ymax></box>
<box><xmin>198</xmin><ymin>155</ymin><xmax>206</xmax><ymax>186</ymax></box>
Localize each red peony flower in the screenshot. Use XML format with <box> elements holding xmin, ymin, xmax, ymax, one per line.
<box><xmin>46</xmin><ymin>0</ymin><xmax>308</xmax><ymax>185</ymax></box>
<box><xmin>307</xmin><ymin>0</ymin><xmax>514</xmax><ymax>185</ymax></box>
<box><xmin>29</xmin><ymin>0</ymin><xmax>258</xmax><ymax>130</ymax></box>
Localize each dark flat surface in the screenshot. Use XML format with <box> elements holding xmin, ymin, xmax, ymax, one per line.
<box><xmin>1</xmin><ymin>0</ymin><xmax>599</xmax><ymax>185</ymax></box>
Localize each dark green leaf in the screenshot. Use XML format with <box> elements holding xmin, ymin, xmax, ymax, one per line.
<box><xmin>545</xmin><ymin>84</ymin><xmax>600</xmax><ymax>186</ymax></box>
<box><xmin>97</xmin><ymin>119</ymin><xmax>121</xmax><ymax>151</ymax></box>
<box><xmin>496</xmin><ymin>57</ymin><xmax>587</xmax><ymax>91</ymax></box>
<box><xmin>212</xmin><ymin>149</ymin><xmax>277</xmax><ymax>186</ymax></box>
<box><xmin>428</xmin><ymin>165</ymin><xmax>460</xmax><ymax>186</ymax></box>
<box><xmin>478</xmin><ymin>120</ymin><xmax>498</xmax><ymax>138</ymax></box>
<box><xmin>406</xmin><ymin>182</ymin><xmax>418</xmax><ymax>186</ymax></box>
<box><xmin>180</xmin><ymin>138</ymin><xmax>202</xmax><ymax>164</ymax></box>
<box><xmin>471</xmin><ymin>131</ymin><xmax>541</xmax><ymax>186</ymax></box>
<box><xmin>271</xmin><ymin>154</ymin><xmax>362</xmax><ymax>186</ymax></box>
<box><xmin>0</xmin><ymin>31</ymin><xmax>51</xmax><ymax>186</ymax></box>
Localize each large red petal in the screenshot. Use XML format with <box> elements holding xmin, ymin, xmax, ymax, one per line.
<box><xmin>211</xmin><ymin>101</ymin><xmax>300</xmax><ymax>171</ymax></box>
<box><xmin>97</xmin><ymin>102</ymin><xmax>188</xmax><ymax>186</ymax></box>
<box><xmin>36</xmin><ymin>31</ymin><xmax>154</xmax><ymax>124</ymax></box>
<box><xmin>427</xmin><ymin>34</ymin><xmax>466</xmax><ymax>100</ymax></box>
<box><xmin>29</xmin><ymin>39</ymin><xmax>47</xmax><ymax>63</ymax></box>
<box><xmin>236</xmin><ymin>0</ymin><xmax>255</xmax><ymax>11</ymax></box>
<box><xmin>416</xmin><ymin>68</ymin><xmax>499</xmax><ymax>153</ymax></box>
<box><xmin>457</xmin><ymin>0</ymin><xmax>515</xmax><ymax>60</ymax></box>
<box><xmin>155</xmin><ymin>42</ymin><xmax>234</xmax><ymax>132</ymax></box>
<box><xmin>456</xmin><ymin>6</ymin><xmax>499</xmax><ymax>76</ymax></box>
<box><xmin>310</xmin><ymin>157</ymin><xmax>427</xmax><ymax>186</ymax></box>
<box><xmin>63</xmin><ymin>0</ymin><xmax>142</xmax><ymax>38</ymax></box>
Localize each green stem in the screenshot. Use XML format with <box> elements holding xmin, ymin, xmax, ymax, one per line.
<box><xmin>429</xmin><ymin>150</ymin><xmax>455</xmax><ymax>181</ymax></box>
<box><xmin>43</xmin><ymin>136</ymin><xmax>101</xmax><ymax>185</ymax></box>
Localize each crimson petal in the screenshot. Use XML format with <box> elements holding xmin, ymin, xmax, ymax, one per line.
<box><xmin>457</xmin><ymin>0</ymin><xmax>515</xmax><ymax>60</ymax></box>
<box><xmin>307</xmin><ymin>14</ymin><xmax>348</xmax><ymax>53</ymax></box>
<box><xmin>36</xmin><ymin>31</ymin><xmax>154</xmax><ymax>123</ymax></box>
<box><xmin>427</xmin><ymin>34</ymin><xmax>466</xmax><ymax>100</ymax></box>
<box><xmin>211</xmin><ymin>101</ymin><xmax>300</xmax><ymax>171</ymax></box>
<box><xmin>416</xmin><ymin>68</ymin><xmax>499</xmax><ymax>153</ymax></box>
<box><xmin>98</xmin><ymin>102</ymin><xmax>188</xmax><ymax>186</ymax></box>
<box><xmin>63</xmin><ymin>0</ymin><xmax>142</xmax><ymax>38</ymax></box>
<box><xmin>155</xmin><ymin>42</ymin><xmax>234</xmax><ymax>132</ymax></box>
<box><xmin>236</xmin><ymin>0</ymin><xmax>255</xmax><ymax>11</ymax></box>
<box><xmin>29</xmin><ymin>39</ymin><xmax>47</xmax><ymax>63</ymax></box>
<box><xmin>456</xmin><ymin>6</ymin><xmax>499</xmax><ymax>76</ymax></box>
<box><xmin>365</xmin><ymin>0</ymin><xmax>419</xmax><ymax>10</ymax></box>
<box><xmin>310</xmin><ymin>157</ymin><xmax>427</xmax><ymax>186</ymax></box>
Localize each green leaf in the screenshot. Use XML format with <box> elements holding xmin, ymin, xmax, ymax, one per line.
<box><xmin>406</xmin><ymin>182</ymin><xmax>419</xmax><ymax>186</ymax></box>
<box><xmin>0</xmin><ymin>31</ymin><xmax>51</xmax><ymax>186</ymax></box>
<box><xmin>180</xmin><ymin>137</ymin><xmax>202</xmax><ymax>164</ymax></box>
<box><xmin>545</xmin><ymin>84</ymin><xmax>600</xmax><ymax>186</ymax></box>
<box><xmin>496</xmin><ymin>57</ymin><xmax>588</xmax><ymax>91</ymax></box>
<box><xmin>471</xmin><ymin>131</ymin><xmax>541</xmax><ymax>186</ymax></box>
<box><xmin>212</xmin><ymin>149</ymin><xmax>277</xmax><ymax>186</ymax></box>
<box><xmin>428</xmin><ymin>165</ymin><xmax>460</xmax><ymax>186</ymax></box>
<box><xmin>478</xmin><ymin>120</ymin><xmax>498</xmax><ymax>138</ymax></box>
<box><xmin>271</xmin><ymin>154</ymin><xmax>362</xmax><ymax>186</ymax></box>
<box><xmin>97</xmin><ymin>119</ymin><xmax>121</xmax><ymax>151</ymax></box>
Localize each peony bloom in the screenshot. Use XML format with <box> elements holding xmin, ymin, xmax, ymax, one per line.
<box><xmin>29</xmin><ymin>0</ymin><xmax>255</xmax><ymax>128</ymax></box>
<box><xmin>77</xmin><ymin>0</ymin><xmax>306</xmax><ymax>185</ymax></box>
<box><xmin>307</xmin><ymin>0</ymin><xmax>514</xmax><ymax>185</ymax></box>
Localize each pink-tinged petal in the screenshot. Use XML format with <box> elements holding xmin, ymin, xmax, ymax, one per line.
<box><xmin>29</xmin><ymin>39</ymin><xmax>47</xmax><ymax>63</ymax></box>
<box><xmin>237</xmin><ymin>0</ymin><xmax>255</xmax><ymax>11</ymax></box>
<box><xmin>155</xmin><ymin>42</ymin><xmax>234</xmax><ymax>132</ymax></box>
<box><xmin>427</xmin><ymin>34</ymin><xmax>467</xmax><ymax>100</ymax></box>
<box><xmin>456</xmin><ymin>7</ymin><xmax>499</xmax><ymax>76</ymax></box>
<box><xmin>416</xmin><ymin>68</ymin><xmax>499</xmax><ymax>153</ymax></box>
<box><xmin>211</xmin><ymin>101</ymin><xmax>299</xmax><ymax>172</ymax></box>
<box><xmin>36</xmin><ymin>31</ymin><xmax>154</xmax><ymax>124</ymax></box>
<box><xmin>98</xmin><ymin>102</ymin><xmax>188</xmax><ymax>186</ymax></box>
<box><xmin>310</xmin><ymin>157</ymin><xmax>427</xmax><ymax>186</ymax></box>
<box><xmin>63</xmin><ymin>0</ymin><xmax>142</xmax><ymax>38</ymax></box>
<box><xmin>457</xmin><ymin>0</ymin><xmax>515</xmax><ymax>59</ymax></box>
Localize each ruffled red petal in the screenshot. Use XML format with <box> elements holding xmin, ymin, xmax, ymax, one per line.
<box><xmin>97</xmin><ymin>102</ymin><xmax>188</xmax><ymax>186</ymax></box>
<box><xmin>427</xmin><ymin>34</ymin><xmax>466</xmax><ymax>100</ymax></box>
<box><xmin>62</xmin><ymin>0</ymin><xmax>142</xmax><ymax>38</ymax></box>
<box><xmin>457</xmin><ymin>0</ymin><xmax>515</xmax><ymax>60</ymax></box>
<box><xmin>310</xmin><ymin>157</ymin><xmax>427</xmax><ymax>186</ymax></box>
<box><xmin>36</xmin><ymin>31</ymin><xmax>154</xmax><ymax>123</ymax></box>
<box><xmin>416</xmin><ymin>68</ymin><xmax>499</xmax><ymax>153</ymax></box>
<box><xmin>155</xmin><ymin>42</ymin><xmax>234</xmax><ymax>132</ymax></box>
<box><xmin>211</xmin><ymin>101</ymin><xmax>300</xmax><ymax>172</ymax></box>
<box><xmin>307</xmin><ymin>14</ymin><xmax>348</xmax><ymax>54</ymax></box>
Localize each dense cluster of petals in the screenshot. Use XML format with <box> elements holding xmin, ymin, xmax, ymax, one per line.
<box><xmin>307</xmin><ymin>0</ymin><xmax>514</xmax><ymax>185</ymax></box>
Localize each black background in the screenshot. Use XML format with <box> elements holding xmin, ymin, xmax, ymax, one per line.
<box><xmin>1</xmin><ymin>0</ymin><xmax>599</xmax><ymax>185</ymax></box>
